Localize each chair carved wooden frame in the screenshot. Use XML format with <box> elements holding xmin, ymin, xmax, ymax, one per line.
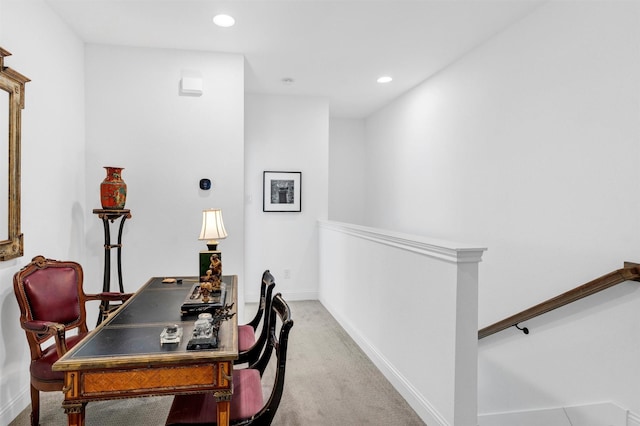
<box><xmin>166</xmin><ymin>293</ymin><xmax>294</xmax><ymax>426</ymax></box>
<box><xmin>236</xmin><ymin>270</ymin><xmax>276</xmax><ymax>366</ymax></box>
<box><xmin>13</xmin><ymin>255</ymin><xmax>132</xmax><ymax>426</ymax></box>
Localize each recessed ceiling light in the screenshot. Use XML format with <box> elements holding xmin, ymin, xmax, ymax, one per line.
<box><xmin>213</xmin><ymin>14</ymin><xmax>235</xmax><ymax>27</ymax></box>
<box><xmin>377</xmin><ymin>76</ymin><xmax>393</xmax><ymax>83</ymax></box>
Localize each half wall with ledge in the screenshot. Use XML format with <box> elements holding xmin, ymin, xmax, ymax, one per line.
<box><xmin>318</xmin><ymin>220</ymin><xmax>487</xmax><ymax>426</ymax></box>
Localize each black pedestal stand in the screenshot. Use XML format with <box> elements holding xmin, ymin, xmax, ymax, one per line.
<box><xmin>93</xmin><ymin>208</ymin><xmax>131</xmax><ymax>325</ymax></box>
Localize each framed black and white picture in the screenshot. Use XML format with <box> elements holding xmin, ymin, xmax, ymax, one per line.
<box><xmin>263</xmin><ymin>171</ymin><xmax>301</xmax><ymax>212</ymax></box>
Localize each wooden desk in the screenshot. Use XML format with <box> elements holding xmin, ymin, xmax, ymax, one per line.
<box><xmin>53</xmin><ymin>275</ymin><xmax>238</xmax><ymax>426</ymax></box>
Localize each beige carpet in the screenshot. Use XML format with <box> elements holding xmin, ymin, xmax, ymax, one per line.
<box><xmin>10</xmin><ymin>300</ymin><xmax>425</xmax><ymax>425</ymax></box>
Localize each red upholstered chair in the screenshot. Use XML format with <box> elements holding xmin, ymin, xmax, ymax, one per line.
<box><xmin>13</xmin><ymin>255</ymin><xmax>132</xmax><ymax>426</ymax></box>
<box><xmin>166</xmin><ymin>293</ymin><xmax>294</xmax><ymax>426</ymax></box>
<box><xmin>235</xmin><ymin>270</ymin><xmax>275</xmax><ymax>366</ymax></box>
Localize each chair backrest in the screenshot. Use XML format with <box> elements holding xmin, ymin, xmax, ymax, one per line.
<box><xmin>13</xmin><ymin>255</ymin><xmax>89</xmax><ymax>360</ymax></box>
<box><xmin>249</xmin><ymin>293</ymin><xmax>294</xmax><ymax>423</ymax></box>
<box><xmin>251</xmin><ymin>271</ymin><xmax>276</xmax><ymax>349</ymax></box>
<box><xmin>238</xmin><ymin>271</ymin><xmax>276</xmax><ymax>365</ymax></box>
<box><xmin>164</xmin><ymin>293</ymin><xmax>293</xmax><ymax>426</ymax></box>
<box><xmin>245</xmin><ymin>270</ymin><xmax>275</xmax><ymax>330</ymax></box>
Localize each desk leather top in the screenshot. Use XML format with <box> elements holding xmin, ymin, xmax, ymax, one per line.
<box><xmin>53</xmin><ymin>275</ymin><xmax>238</xmax><ymax>370</ymax></box>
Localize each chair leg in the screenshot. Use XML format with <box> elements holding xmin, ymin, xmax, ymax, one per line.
<box><xmin>29</xmin><ymin>385</ymin><xmax>39</xmax><ymax>426</ymax></box>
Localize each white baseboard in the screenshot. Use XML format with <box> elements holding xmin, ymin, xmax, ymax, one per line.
<box><xmin>244</xmin><ymin>290</ymin><xmax>317</xmax><ymax>304</ymax></box>
<box><xmin>319</xmin><ymin>297</ymin><xmax>449</xmax><ymax>426</ymax></box>
<box><xmin>479</xmin><ymin>402</ymin><xmax>638</xmax><ymax>426</ymax></box>
<box><xmin>0</xmin><ymin>388</ymin><xmax>28</xmax><ymax>426</ymax></box>
<box><xmin>479</xmin><ymin>407</ymin><xmax>572</xmax><ymax>426</ymax></box>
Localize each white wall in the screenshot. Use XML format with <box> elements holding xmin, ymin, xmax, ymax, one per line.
<box><xmin>84</xmin><ymin>44</ymin><xmax>245</xmax><ymax>304</ymax></box>
<box><xmin>244</xmin><ymin>94</ymin><xmax>328</xmax><ymax>301</ymax></box>
<box><xmin>363</xmin><ymin>0</ymin><xmax>640</xmax><ymax>419</ymax></box>
<box><xmin>319</xmin><ymin>221</ymin><xmax>485</xmax><ymax>426</ymax></box>
<box><xmin>328</xmin><ymin>118</ymin><xmax>366</xmax><ymax>224</ymax></box>
<box><xmin>0</xmin><ymin>0</ymin><xmax>86</xmax><ymax>423</ymax></box>
<box><xmin>5</xmin><ymin>0</ymin><xmax>639</xmax><ymax>423</ymax></box>
<box><xmin>0</xmin><ymin>16</ymin><xmax>246</xmax><ymax>422</ymax></box>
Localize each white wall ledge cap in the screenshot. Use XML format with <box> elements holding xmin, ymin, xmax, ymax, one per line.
<box><xmin>319</xmin><ymin>220</ymin><xmax>487</xmax><ymax>264</ymax></box>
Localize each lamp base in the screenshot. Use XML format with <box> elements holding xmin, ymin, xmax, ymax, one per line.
<box><xmin>199</xmin><ymin>250</ymin><xmax>222</xmax><ymax>280</ymax></box>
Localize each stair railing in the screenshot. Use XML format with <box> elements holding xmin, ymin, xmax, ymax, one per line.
<box><xmin>478</xmin><ymin>262</ymin><xmax>640</xmax><ymax>339</ymax></box>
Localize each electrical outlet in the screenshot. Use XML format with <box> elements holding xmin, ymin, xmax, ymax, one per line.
<box><xmin>283</xmin><ymin>269</ymin><xmax>291</xmax><ymax>279</ymax></box>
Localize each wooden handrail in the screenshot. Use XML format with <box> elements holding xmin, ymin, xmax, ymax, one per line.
<box><xmin>478</xmin><ymin>262</ymin><xmax>640</xmax><ymax>339</ymax></box>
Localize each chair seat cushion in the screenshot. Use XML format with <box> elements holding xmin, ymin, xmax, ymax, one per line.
<box><xmin>238</xmin><ymin>324</ymin><xmax>256</xmax><ymax>352</ymax></box>
<box><xmin>30</xmin><ymin>333</ymin><xmax>85</xmax><ymax>381</ymax></box>
<box><xmin>166</xmin><ymin>369</ymin><xmax>263</xmax><ymax>425</ymax></box>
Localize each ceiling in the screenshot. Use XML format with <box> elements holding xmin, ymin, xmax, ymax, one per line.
<box><xmin>44</xmin><ymin>0</ymin><xmax>543</xmax><ymax>118</ymax></box>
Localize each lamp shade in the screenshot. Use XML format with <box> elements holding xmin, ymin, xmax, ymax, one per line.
<box><xmin>198</xmin><ymin>209</ymin><xmax>227</xmax><ymax>250</ymax></box>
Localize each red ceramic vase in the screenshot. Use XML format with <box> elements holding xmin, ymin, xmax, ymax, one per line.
<box><xmin>100</xmin><ymin>166</ymin><xmax>127</xmax><ymax>209</ymax></box>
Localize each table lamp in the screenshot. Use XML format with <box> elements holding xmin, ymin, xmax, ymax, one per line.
<box><xmin>199</xmin><ymin>208</ymin><xmax>227</xmax><ymax>250</ymax></box>
<box><xmin>198</xmin><ymin>209</ymin><xmax>227</xmax><ymax>281</ymax></box>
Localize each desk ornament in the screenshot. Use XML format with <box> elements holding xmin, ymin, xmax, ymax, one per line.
<box><xmin>100</xmin><ymin>166</ymin><xmax>127</xmax><ymax>209</ymax></box>
<box><xmin>198</xmin><ymin>209</ymin><xmax>226</xmax><ymax>291</ymax></box>
<box><xmin>180</xmin><ymin>278</ymin><xmax>227</xmax><ymax>316</ymax></box>
<box><xmin>160</xmin><ymin>324</ymin><xmax>183</xmax><ymax>345</ymax></box>
<box><xmin>186</xmin><ymin>307</ymin><xmax>235</xmax><ymax>351</ymax></box>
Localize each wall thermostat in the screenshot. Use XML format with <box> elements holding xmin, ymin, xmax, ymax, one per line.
<box><xmin>199</xmin><ymin>179</ymin><xmax>211</xmax><ymax>190</ymax></box>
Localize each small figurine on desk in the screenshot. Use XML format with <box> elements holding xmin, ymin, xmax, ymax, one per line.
<box><xmin>211</xmin><ymin>275</ymin><xmax>221</xmax><ymax>291</ymax></box>
<box><xmin>200</xmin><ymin>269</ymin><xmax>221</xmax><ymax>288</ymax></box>
<box><xmin>199</xmin><ymin>271</ymin><xmax>222</xmax><ymax>304</ymax></box>
<box><xmin>199</xmin><ymin>280</ymin><xmax>213</xmax><ymax>303</ymax></box>
<box><xmin>181</xmin><ymin>277</ymin><xmax>227</xmax><ymax>316</ymax></box>
<box><xmin>209</xmin><ymin>253</ymin><xmax>222</xmax><ymax>277</ymax></box>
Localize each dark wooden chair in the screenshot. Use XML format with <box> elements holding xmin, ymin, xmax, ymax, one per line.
<box><xmin>166</xmin><ymin>293</ymin><xmax>294</xmax><ymax>426</ymax></box>
<box><xmin>12</xmin><ymin>255</ymin><xmax>132</xmax><ymax>426</ymax></box>
<box><xmin>236</xmin><ymin>270</ymin><xmax>275</xmax><ymax>366</ymax></box>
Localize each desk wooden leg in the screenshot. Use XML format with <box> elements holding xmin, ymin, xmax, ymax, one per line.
<box><xmin>217</xmin><ymin>399</ymin><xmax>231</xmax><ymax>426</ymax></box>
<box><xmin>214</xmin><ymin>385</ymin><xmax>233</xmax><ymax>426</ymax></box>
<box><xmin>62</xmin><ymin>401</ymin><xmax>86</xmax><ymax>426</ymax></box>
<box><xmin>215</xmin><ymin>360</ymin><xmax>233</xmax><ymax>426</ymax></box>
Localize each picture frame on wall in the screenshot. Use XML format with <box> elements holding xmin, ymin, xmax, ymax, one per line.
<box><xmin>263</xmin><ymin>171</ymin><xmax>302</xmax><ymax>212</ymax></box>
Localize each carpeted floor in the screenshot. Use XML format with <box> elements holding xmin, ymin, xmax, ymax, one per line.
<box><xmin>9</xmin><ymin>300</ymin><xmax>425</xmax><ymax>425</ymax></box>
